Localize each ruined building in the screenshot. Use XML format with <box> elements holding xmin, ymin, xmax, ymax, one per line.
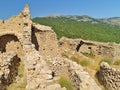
<box><xmin>0</xmin><ymin>5</ymin><xmax>102</xmax><ymax>90</ymax></box>
<box><xmin>59</xmin><ymin>37</ymin><xmax>120</xmax><ymax>60</ymax></box>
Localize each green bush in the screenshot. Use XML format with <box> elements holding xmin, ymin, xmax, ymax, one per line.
<box><xmin>59</xmin><ymin>77</ymin><xmax>73</xmax><ymax>90</ymax></box>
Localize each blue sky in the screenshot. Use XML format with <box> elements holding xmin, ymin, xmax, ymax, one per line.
<box><xmin>0</xmin><ymin>0</ymin><xmax>120</xmax><ymax>19</ymax></box>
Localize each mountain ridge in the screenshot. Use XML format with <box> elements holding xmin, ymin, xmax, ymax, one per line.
<box><xmin>40</xmin><ymin>15</ymin><xmax>120</xmax><ymax>25</ymax></box>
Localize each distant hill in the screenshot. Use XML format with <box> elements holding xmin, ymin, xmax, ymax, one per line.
<box><xmin>100</xmin><ymin>17</ymin><xmax>120</xmax><ymax>26</ymax></box>
<box><xmin>32</xmin><ymin>15</ymin><xmax>120</xmax><ymax>43</ymax></box>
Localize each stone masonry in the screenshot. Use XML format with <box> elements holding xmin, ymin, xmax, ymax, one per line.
<box><xmin>97</xmin><ymin>62</ymin><xmax>120</xmax><ymax>90</ymax></box>
<box><xmin>0</xmin><ymin>5</ymin><xmax>63</xmax><ymax>90</ymax></box>
<box><xmin>46</xmin><ymin>57</ymin><xmax>101</xmax><ymax>90</ymax></box>
<box><xmin>59</xmin><ymin>37</ymin><xmax>120</xmax><ymax>60</ymax></box>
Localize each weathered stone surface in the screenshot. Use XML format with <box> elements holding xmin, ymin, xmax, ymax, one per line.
<box><xmin>59</xmin><ymin>37</ymin><xmax>120</xmax><ymax>60</ymax></box>
<box><xmin>47</xmin><ymin>57</ymin><xmax>101</xmax><ymax>90</ymax></box>
<box><xmin>32</xmin><ymin>23</ymin><xmax>59</xmax><ymax>58</ymax></box>
<box><xmin>97</xmin><ymin>62</ymin><xmax>120</xmax><ymax>90</ymax></box>
<box><xmin>0</xmin><ymin>5</ymin><xmax>61</xmax><ymax>90</ymax></box>
<box><xmin>45</xmin><ymin>84</ymin><xmax>66</xmax><ymax>90</ymax></box>
<box><xmin>0</xmin><ymin>51</ymin><xmax>22</xmax><ymax>90</ymax></box>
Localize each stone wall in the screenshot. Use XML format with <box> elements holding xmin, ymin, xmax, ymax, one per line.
<box><xmin>68</xmin><ymin>60</ymin><xmax>101</xmax><ymax>90</ymax></box>
<box><xmin>0</xmin><ymin>9</ymin><xmax>23</xmax><ymax>43</ymax></box>
<box><xmin>32</xmin><ymin>23</ymin><xmax>59</xmax><ymax>58</ymax></box>
<box><xmin>0</xmin><ymin>34</ymin><xmax>19</xmax><ymax>53</ymax></box>
<box><xmin>97</xmin><ymin>62</ymin><xmax>120</xmax><ymax>90</ymax></box>
<box><xmin>6</xmin><ymin>41</ymin><xmax>23</xmax><ymax>59</ymax></box>
<box><xmin>0</xmin><ymin>52</ymin><xmax>22</xmax><ymax>90</ymax></box>
<box><xmin>0</xmin><ymin>4</ymin><xmax>62</xmax><ymax>90</ymax></box>
<box><xmin>46</xmin><ymin>57</ymin><xmax>101</xmax><ymax>90</ymax></box>
<box><xmin>59</xmin><ymin>37</ymin><xmax>120</xmax><ymax>60</ymax></box>
<box><xmin>0</xmin><ymin>4</ymin><xmax>59</xmax><ymax>59</ymax></box>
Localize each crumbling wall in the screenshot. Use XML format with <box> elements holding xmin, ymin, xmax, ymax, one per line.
<box><xmin>68</xmin><ymin>61</ymin><xmax>101</xmax><ymax>90</ymax></box>
<box><xmin>46</xmin><ymin>57</ymin><xmax>101</xmax><ymax>90</ymax></box>
<box><xmin>31</xmin><ymin>28</ymin><xmax>39</xmax><ymax>51</ymax></box>
<box><xmin>99</xmin><ymin>44</ymin><xmax>120</xmax><ymax>60</ymax></box>
<box><xmin>0</xmin><ymin>10</ymin><xmax>24</xmax><ymax>43</ymax></box>
<box><xmin>98</xmin><ymin>45</ymin><xmax>115</xmax><ymax>59</ymax></box>
<box><xmin>97</xmin><ymin>62</ymin><xmax>120</xmax><ymax>90</ymax></box>
<box><xmin>0</xmin><ymin>34</ymin><xmax>19</xmax><ymax>53</ymax></box>
<box><xmin>0</xmin><ymin>52</ymin><xmax>22</xmax><ymax>90</ymax></box>
<box><xmin>32</xmin><ymin>23</ymin><xmax>59</xmax><ymax>58</ymax></box>
<box><xmin>6</xmin><ymin>41</ymin><xmax>23</xmax><ymax>59</ymax></box>
<box><xmin>0</xmin><ymin>5</ymin><xmax>31</xmax><ymax>90</ymax></box>
<box><xmin>59</xmin><ymin>37</ymin><xmax>120</xmax><ymax>60</ymax></box>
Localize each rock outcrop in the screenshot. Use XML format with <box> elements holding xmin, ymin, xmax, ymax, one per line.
<box><xmin>97</xmin><ymin>62</ymin><xmax>120</xmax><ymax>90</ymax></box>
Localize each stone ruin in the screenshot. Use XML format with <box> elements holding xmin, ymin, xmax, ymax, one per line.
<box><xmin>0</xmin><ymin>5</ymin><xmax>102</xmax><ymax>90</ymax></box>
<box><xmin>59</xmin><ymin>37</ymin><xmax>120</xmax><ymax>60</ymax></box>
<box><xmin>97</xmin><ymin>62</ymin><xmax>120</xmax><ymax>90</ymax></box>
<box><xmin>58</xmin><ymin>36</ymin><xmax>120</xmax><ymax>90</ymax></box>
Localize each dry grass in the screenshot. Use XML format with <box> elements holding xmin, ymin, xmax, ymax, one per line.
<box><xmin>63</xmin><ymin>51</ymin><xmax>106</xmax><ymax>90</ymax></box>
<box><xmin>100</xmin><ymin>58</ymin><xmax>113</xmax><ymax>65</ymax></box>
<box><xmin>70</xmin><ymin>56</ymin><xmax>80</xmax><ymax>64</ymax></box>
<box><xmin>113</xmin><ymin>60</ymin><xmax>120</xmax><ymax>65</ymax></box>
<box><xmin>81</xmin><ymin>49</ymin><xmax>95</xmax><ymax>58</ymax></box>
<box><xmin>61</xmin><ymin>50</ymin><xmax>119</xmax><ymax>90</ymax></box>
<box><xmin>61</xmin><ymin>52</ymin><xmax>69</xmax><ymax>58</ymax></box>
<box><xmin>59</xmin><ymin>76</ymin><xmax>73</xmax><ymax>90</ymax></box>
<box><xmin>80</xmin><ymin>59</ymin><xmax>89</xmax><ymax>66</ymax></box>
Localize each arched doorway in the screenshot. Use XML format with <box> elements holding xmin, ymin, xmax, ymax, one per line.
<box><xmin>0</xmin><ymin>34</ymin><xmax>26</xmax><ymax>90</ymax></box>
<box><xmin>0</xmin><ymin>34</ymin><xmax>19</xmax><ymax>53</ymax></box>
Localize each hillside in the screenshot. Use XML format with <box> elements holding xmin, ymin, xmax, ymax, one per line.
<box><xmin>32</xmin><ymin>15</ymin><xmax>120</xmax><ymax>43</ymax></box>
<box><xmin>100</xmin><ymin>17</ymin><xmax>120</xmax><ymax>26</ymax></box>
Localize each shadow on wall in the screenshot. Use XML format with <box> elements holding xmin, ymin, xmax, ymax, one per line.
<box><xmin>76</xmin><ymin>41</ymin><xmax>84</xmax><ymax>52</ymax></box>
<box><xmin>31</xmin><ymin>27</ymin><xmax>39</xmax><ymax>51</ymax></box>
<box><xmin>0</xmin><ymin>34</ymin><xmax>19</xmax><ymax>53</ymax></box>
<box><xmin>0</xmin><ymin>55</ymin><xmax>21</xmax><ymax>90</ymax></box>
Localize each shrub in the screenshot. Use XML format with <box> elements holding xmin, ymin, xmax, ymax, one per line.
<box><xmin>59</xmin><ymin>77</ymin><xmax>73</xmax><ymax>90</ymax></box>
